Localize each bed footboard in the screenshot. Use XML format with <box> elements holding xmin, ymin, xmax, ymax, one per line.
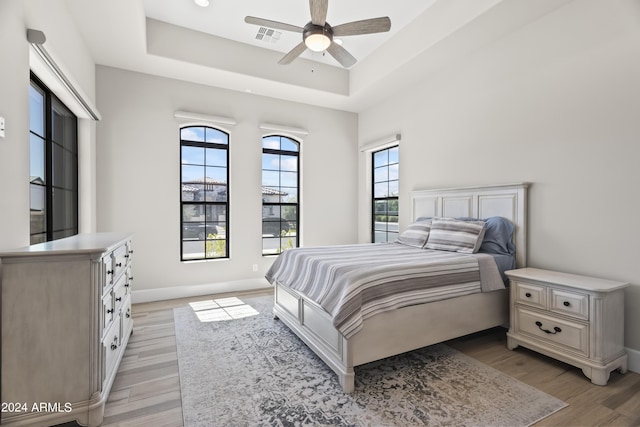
<box><xmin>273</xmin><ymin>282</ymin><xmax>509</xmax><ymax>393</ymax></box>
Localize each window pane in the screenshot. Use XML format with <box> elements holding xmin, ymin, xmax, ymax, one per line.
<box><xmin>263</xmin><ymin>136</ymin><xmax>280</xmax><ymax>150</ymax></box>
<box><xmin>183</xmin><ymin>204</ymin><xmax>204</xmax><ymax>222</ymax></box>
<box><xmin>182</xmin><ymin>241</ymin><xmax>205</xmax><ymax>260</ymax></box>
<box><xmin>205</xmin><ymin>128</ymin><xmax>228</xmax><ymax>145</ymax></box>
<box><xmin>205</xmin><ymin>239</ymin><xmax>226</xmax><ymax>258</ymax></box>
<box><xmin>205</xmin><ymin>185</ymin><xmax>227</xmax><ymax>202</ymax></box>
<box><xmin>206</xmin><ymin>205</ymin><xmax>226</xmax><ymax>222</ymax></box>
<box><xmin>262</xmin><ymin>153</ymin><xmax>279</xmax><ymax>170</ymax></box>
<box><xmin>205</xmin><ymin>166</ymin><xmax>227</xmax><ymax>184</ymax></box>
<box><xmin>373</xmin><ymin>150</ymin><xmax>388</xmax><ymax>167</ymax></box>
<box><xmin>30</xmin><ymin>134</ymin><xmax>45</xmax><ymax>183</ymax></box>
<box><xmin>374</xmin><ymin>182</ymin><xmax>388</xmax><ymax>198</ymax></box>
<box><xmin>280</xmin><ymin>187</ymin><xmax>297</xmax><ymax>203</ymax></box>
<box><xmin>280</xmin><ymin>155</ymin><xmax>298</xmax><ymax>172</ymax></box>
<box><xmin>181</xmin><ymin>127</ymin><xmax>205</xmax><ymax>142</ymax></box>
<box><xmin>262</xmin><ymin>170</ymin><xmax>279</xmax><ymax>187</ymax></box>
<box><xmin>262</xmin><ymin>237</ymin><xmax>281</xmax><ymax>255</ymax></box>
<box><xmin>282</xmin><ymin>206</ymin><xmax>297</xmax><ymax>221</ymax></box>
<box><xmin>51</xmin><ymin>99</ymin><xmax>76</xmax><ymax>151</ymax></box>
<box><xmin>280</xmin><ymin>138</ymin><xmax>298</xmax><ymax>152</ymax></box>
<box><xmin>182</xmin><ymin>165</ymin><xmax>204</xmax><ymax>183</ymax></box>
<box><xmin>388</xmin><ymin>146</ymin><xmax>399</xmax><ymax>164</ymax></box>
<box><xmin>182</xmin><ymin>222</ymin><xmax>206</xmax><ymax>240</ymax></box>
<box><xmin>374</xmin><ymin>166</ymin><xmax>388</xmax><ymax>183</ymax></box>
<box><xmin>52</xmin><ymin>143</ymin><xmax>64</xmax><ymax>187</ymax></box>
<box><xmin>206</xmin><ymin>148</ymin><xmax>227</xmax><ymax>167</ymax></box>
<box><xmin>389</xmin><ymin>180</ymin><xmax>399</xmax><ymax>196</ymax></box>
<box><xmin>30</xmin><ymin>84</ymin><xmax>45</xmax><ymax>137</ymax></box>
<box><xmin>181</xmin><ymin>146</ymin><xmax>205</xmax><ymax>165</ymax></box>
<box><xmin>388</xmin><ymin>164</ymin><xmax>399</xmax><ymax>181</ymax></box>
<box><xmin>280</xmin><ymin>171</ymin><xmax>297</xmax><ymax>187</ymax></box>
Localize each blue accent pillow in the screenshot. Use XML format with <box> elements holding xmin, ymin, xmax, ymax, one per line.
<box><xmin>456</xmin><ymin>216</ymin><xmax>515</xmax><ymax>255</ymax></box>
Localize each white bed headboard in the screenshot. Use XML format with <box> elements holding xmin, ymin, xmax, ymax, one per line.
<box><xmin>410</xmin><ymin>183</ymin><xmax>529</xmax><ymax>268</ymax></box>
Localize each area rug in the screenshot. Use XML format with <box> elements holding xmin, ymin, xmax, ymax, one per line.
<box><xmin>174</xmin><ymin>294</ymin><xmax>567</xmax><ymax>426</ymax></box>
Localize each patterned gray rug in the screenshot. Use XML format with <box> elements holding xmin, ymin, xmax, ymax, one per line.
<box><xmin>174</xmin><ymin>294</ymin><xmax>567</xmax><ymax>426</ymax></box>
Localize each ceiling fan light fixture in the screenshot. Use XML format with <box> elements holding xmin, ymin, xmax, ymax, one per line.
<box><xmin>305</xmin><ymin>33</ymin><xmax>331</xmax><ymax>52</ymax></box>
<box><xmin>303</xmin><ymin>23</ymin><xmax>332</xmax><ymax>52</ymax></box>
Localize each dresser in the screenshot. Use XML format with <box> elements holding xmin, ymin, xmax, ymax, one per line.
<box><xmin>0</xmin><ymin>232</ymin><xmax>134</xmax><ymax>426</ymax></box>
<box><xmin>506</xmin><ymin>267</ymin><xmax>628</xmax><ymax>385</ymax></box>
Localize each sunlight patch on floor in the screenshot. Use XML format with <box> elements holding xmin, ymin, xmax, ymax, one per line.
<box><xmin>189</xmin><ymin>297</ymin><xmax>259</xmax><ymax>322</ymax></box>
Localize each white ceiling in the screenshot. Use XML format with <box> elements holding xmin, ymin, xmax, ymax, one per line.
<box><xmin>61</xmin><ymin>0</ymin><xmax>573</xmax><ymax>112</ymax></box>
<box><xmin>143</xmin><ymin>0</ymin><xmax>435</xmax><ymax>68</ymax></box>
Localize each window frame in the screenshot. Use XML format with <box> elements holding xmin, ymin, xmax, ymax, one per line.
<box><xmin>180</xmin><ymin>125</ymin><xmax>230</xmax><ymax>261</ymax></box>
<box><xmin>261</xmin><ymin>135</ymin><xmax>300</xmax><ymax>256</ymax></box>
<box><xmin>29</xmin><ymin>72</ymin><xmax>79</xmax><ymax>244</ymax></box>
<box><xmin>371</xmin><ymin>145</ymin><xmax>399</xmax><ymax>243</ymax></box>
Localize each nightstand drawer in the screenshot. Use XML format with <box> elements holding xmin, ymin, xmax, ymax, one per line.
<box><xmin>514</xmin><ymin>281</ymin><xmax>547</xmax><ymax>309</ymax></box>
<box><xmin>516</xmin><ymin>307</ymin><xmax>589</xmax><ymax>357</ymax></box>
<box><xmin>550</xmin><ymin>288</ymin><xmax>589</xmax><ymax>320</ymax></box>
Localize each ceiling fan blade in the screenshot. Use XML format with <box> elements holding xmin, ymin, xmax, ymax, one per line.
<box><xmin>309</xmin><ymin>0</ymin><xmax>328</xmax><ymax>26</ymax></box>
<box><xmin>332</xmin><ymin>17</ymin><xmax>391</xmax><ymax>36</ymax></box>
<box><xmin>327</xmin><ymin>42</ymin><xmax>357</xmax><ymax>68</ymax></box>
<box><xmin>278</xmin><ymin>42</ymin><xmax>308</xmax><ymax>65</ymax></box>
<box><xmin>244</xmin><ymin>16</ymin><xmax>304</xmax><ymax>33</ymax></box>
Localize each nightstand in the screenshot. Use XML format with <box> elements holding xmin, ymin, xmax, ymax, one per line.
<box><xmin>506</xmin><ymin>267</ymin><xmax>628</xmax><ymax>385</ymax></box>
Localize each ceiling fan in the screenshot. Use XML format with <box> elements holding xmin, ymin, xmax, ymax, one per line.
<box><xmin>245</xmin><ymin>0</ymin><xmax>391</xmax><ymax>68</ymax></box>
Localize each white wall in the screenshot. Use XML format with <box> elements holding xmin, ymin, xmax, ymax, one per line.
<box><xmin>95</xmin><ymin>66</ymin><xmax>358</xmax><ymax>301</ymax></box>
<box><xmin>0</xmin><ymin>0</ymin><xmax>97</xmax><ymax>251</ymax></box>
<box><xmin>358</xmin><ymin>0</ymin><xmax>640</xmax><ymax>354</ymax></box>
<box><xmin>0</xmin><ymin>0</ymin><xmax>30</xmax><ymax>251</ymax></box>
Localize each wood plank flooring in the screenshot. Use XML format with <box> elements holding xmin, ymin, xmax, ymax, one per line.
<box><xmin>101</xmin><ymin>289</ymin><xmax>640</xmax><ymax>426</ymax></box>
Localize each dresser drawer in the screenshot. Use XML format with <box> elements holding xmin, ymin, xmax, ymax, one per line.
<box><xmin>514</xmin><ymin>281</ymin><xmax>547</xmax><ymax>309</ymax></box>
<box><xmin>516</xmin><ymin>307</ymin><xmax>589</xmax><ymax>357</ymax></box>
<box><xmin>103</xmin><ymin>317</ymin><xmax>121</xmax><ymax>379</ymax></box>
<box><xmin>121</xmin><ymin>295</ymin><xmax>133</xmax><ymax>342</ymax></box>
<box><xmin>550</xmin><ymin>288</ymin><xmax>589</xmax><ymax>320</ymax></box>
<box><xmin>102</xmin><ymin>293</ymin><xmax>114</xmax><ymax>336</ymax></box>
<box><xmin>113</xmin><ymin>273</ymin><xmax>128</xmax><ymax>314</ymax></box>
<box><xmin>112</xmin><ymin>244</ymin><xmax>128</xmax><ymax>280</ymax></box>
<box><xmin>103</xmin><ymin>255</ymin><xmax>114</xmax><ymax>292</ymax></box>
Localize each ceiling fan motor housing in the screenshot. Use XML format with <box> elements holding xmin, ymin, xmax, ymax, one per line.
<box><xmin>303</xmin><ymin>22</ymin><xmax>333</xmax><ymax>51</ymax></box>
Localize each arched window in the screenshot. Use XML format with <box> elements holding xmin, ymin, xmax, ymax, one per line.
<box><xmin>262</xmin><ymin>135</ymin><xmax>299</xmax><ymax>255</ymax></box>
<box><xmin>180</xmin><ymin>126</ymin><xmax>229</xmax><ymax>260</ymax></box>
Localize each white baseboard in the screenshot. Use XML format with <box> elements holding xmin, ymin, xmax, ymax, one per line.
<box><xmin>131</xmin><ymin>278</ymin><xmax>272</xmax><ymax>304</ymax></box>
<box><xmin>626</xmin><ymin>346</ymin><xmax>640</xmax><ymax>374</ymax></box>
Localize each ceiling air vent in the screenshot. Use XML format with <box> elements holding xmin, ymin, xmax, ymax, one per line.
<box><xmin>255</xmin><ymin>27</ymin><xmax>282</xmax><ymax>44</ymax></box>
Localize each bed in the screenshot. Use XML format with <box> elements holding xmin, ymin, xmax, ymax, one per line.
<box><xmin>266</xmin><ymin>183</ymin><xmax>528</xmax><ymax>392</ymax></box>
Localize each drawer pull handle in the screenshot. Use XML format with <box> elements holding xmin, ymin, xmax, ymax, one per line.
<box><xmin>525</xmin><ymin>292</ymin><xmax>532</xmax><ymax>298</ymax></box>
<box><xmin>107</xmin><ymin>270</ymin><xmax>113</xmax><ymax>275</ymax></box>
<box><xmin>126</xmin><ymin>311</ymin><xmax>131</xmax><ymax>318</ymax></box>
<box><xmin>563</xmin><ymin>301</ymin><xmax>571</xmax><ymax>307</ymax></box>
<box><xmin>116</xmin><ymin>297</ymin><xmax>122</xmax><ymax>302</ymax></box>
<box><xmin>124</xmin><ymin>254</ymin><xmax>129</xmax><ymax>258</ymax></box>
<box><xmin>535</xmin><ymin>321</ymin><xmax>561</xmax><ymax>334</ymax></box>
<box><xmin>125</xmin><ymin>283</ymin><xmax>130</xmax><ymax>288</ymax></box>
<box><xmin>116</xmin><ymin>262</ymin><xmax>122</xmax><ymax>267</ymax></box>
<box><xmin>107</xmin><ymin>309</ymin><xmax>114</xmax><ymax>314</ymax></box>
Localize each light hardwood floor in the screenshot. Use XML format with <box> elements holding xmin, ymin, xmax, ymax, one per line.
<box><xmin>100</xmin><ymin>289</ymin><xmax>640</xmax><ymax>427</ymax></box>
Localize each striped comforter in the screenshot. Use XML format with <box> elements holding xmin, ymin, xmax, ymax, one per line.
<box><xmin>265</xmin><ymin>243</ymin><xmax>505</xmax><ymax>338</ymax></box>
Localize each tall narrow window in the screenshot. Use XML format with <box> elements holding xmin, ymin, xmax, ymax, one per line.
<box><xmin>180</xmin><ymin>126</ymin><xmax>229</xmax><ymax>261</ymax></box>
<box><xmin>262</xmin><ymin>135</ymin><xmax>299</xmax><ymax>255</ymax></box>
<box><xmin>29</xmin><ymin>74</ymin><xmax>78</xmax><ymax>244</ymax></box>
<box><xmin>372</xmin><ymin>145</ymin><xmax>399</xmax><ymax>243</ymax></box>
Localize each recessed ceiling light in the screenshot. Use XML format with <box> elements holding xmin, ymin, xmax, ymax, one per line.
<box><xmin>194</xmin><ymin>0</ymin><xmax>209</xmax><ymax>7</ymax></box>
